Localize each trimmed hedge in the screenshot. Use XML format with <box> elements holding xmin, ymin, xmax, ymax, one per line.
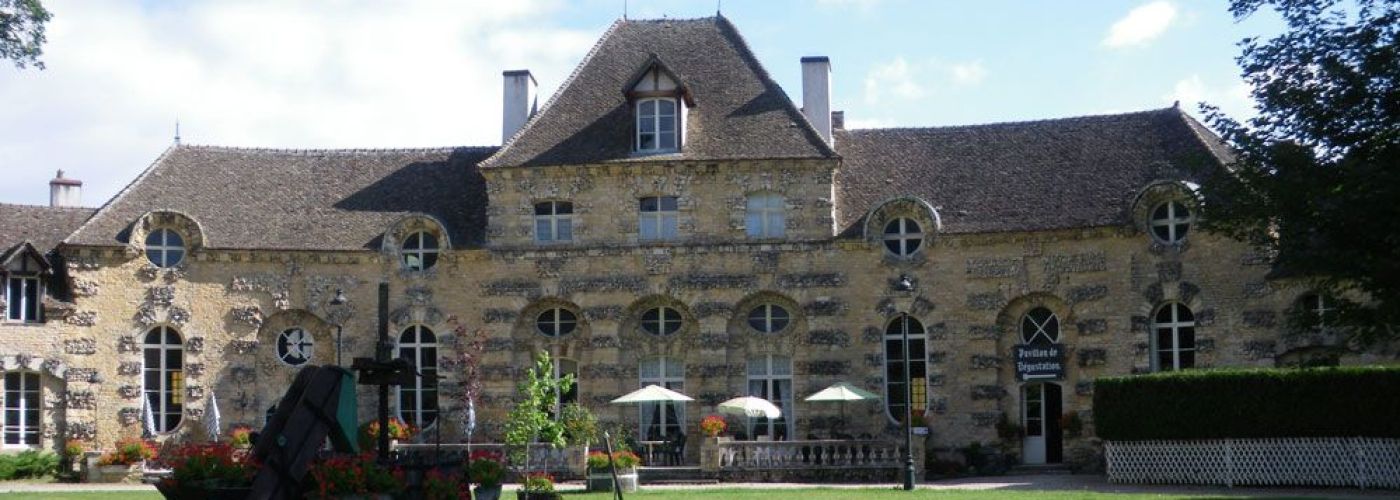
<box><xmin>1093</xmin><ymin>366</ymin><xmax>1400</xmax><ymax>441</ymax></box>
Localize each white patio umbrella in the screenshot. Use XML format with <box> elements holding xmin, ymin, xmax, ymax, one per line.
<box><xmin>610</xmin><ymin>384</ymin><xmax>694</xmax><ymax>404</ymax></box>
<box><xmin>716</xmin><ymin>396</ymin><xmax>782</xmax><ymax>439</ymax></box>
<box><xmin>804</xmin><ymin>382</ymin><xmax>879</xmax><ymax>435</ymax></box>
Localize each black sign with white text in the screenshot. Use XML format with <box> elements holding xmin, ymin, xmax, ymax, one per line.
<box><xmin>1014</xmin><ymin>343</ymin><xmax>1066</xmax><ymax>381</ymax></box>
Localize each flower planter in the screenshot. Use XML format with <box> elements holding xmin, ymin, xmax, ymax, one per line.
<box><xmin>586</xmin><ymin>468</ymin><xmax>639</xmax><ymax>492</ymax></box>
<box><xmin>474</xmin><ymin>484</ymin><xmax>503</xmax><ymax>500</ymax></box>
<box><xmin>92</xmin><ymin>462</ymin><xmax>142</xmax><ymax>483</ymax></box>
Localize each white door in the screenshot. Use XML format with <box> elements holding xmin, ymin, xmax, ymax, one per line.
<box><xmin>1022</xmin><ymin>383</ymin><xmax>1046</xmax><ymax>464</ymax></box>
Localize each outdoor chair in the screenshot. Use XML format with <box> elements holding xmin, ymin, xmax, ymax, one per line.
<box><xmin>665</xmin><ymin>432</ymin><xmax>686</xmax><ymax>465</ymax></box>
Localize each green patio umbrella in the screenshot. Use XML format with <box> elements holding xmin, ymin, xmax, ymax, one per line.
<box><xmin>804</xmin><ymin>382</ymin><xmax>880</xmax><ymax>435</ymax></box>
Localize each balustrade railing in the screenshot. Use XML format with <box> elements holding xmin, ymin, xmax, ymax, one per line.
<box><xmin>391</xmin><ymin>442</ymin><xmax>579</xmax><ymax>473</ymax></box>
<box><xmin>718</xmin><ymin>439</ymin><xmax>903</xmax><ymax>470</ymax></box>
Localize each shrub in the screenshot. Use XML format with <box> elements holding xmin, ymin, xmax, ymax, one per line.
<box><xmin>162</xmin><ymin>442</ymin><xmax>258</xmax><ymax>489</ymax></box>
<box><xmin>522</xmin><ymin>472</ymin><xmax>554</xmax><ymax>493</ymax></box>
<box><xmin>1094</xmin><ymin>366</ymin><xmax>1400</xmax><ymax>440</ymax></box>
<box><xmin>63</xmin><ymin>439</ymin><xmax>86</xmax><ymax>458</ymax></box>
<box><xmin>97</xmin><ymin>437</ymin><xmax>157</xmax><ymax>466</ymax></box>
<box><xmin>422</xmin><ymin>468</ymin><xmax>467</xmax><ymax>500</ymax></box>
<box><xmin>560</xmin><ymin>403</ymin><xmax>599</xmax><ymax>445</ymax></box>
<box><xmin>305</xmin><ymin>453</ymin><xmax>403</xmax><ymax>499</ymax></box>
<box><xmin>357</xmin><ymin>417</ymin><xmax>415</xmax><ymax>450</ymax></box>
<box><xmin>0</xmin><ymin>450</ymin><xmax>60</xmax><ymax>479</ymax></box>
<box><xmin>467</xmin><ymin>450</ymin><xmax>505</xmax><ymax>487</ymax></box>
<box><xmin>587</xmin><ymin>450</ymin><xmax>641</xmax><ymax>471</ymax></box>
<box><xmin>699</xmin><ymin>415</ymin><xmax>726</xmax><ymax>437</ymax></box>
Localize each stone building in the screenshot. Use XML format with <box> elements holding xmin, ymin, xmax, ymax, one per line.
<box><xmin>2</xmin><ymin>15</ymin><xmax>1387</xmax><ymax>467</ymax></box>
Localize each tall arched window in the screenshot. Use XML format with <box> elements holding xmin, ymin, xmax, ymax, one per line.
<box><xmin>884</xmin><ymin>314</ymin><xmax>927</xmax><ymax>423</ymax></box>
<box><xmin>2</xmin><ymin>371</ymin><xmax>40</xmax><ymax>447</ymax></box>
<box><xmin>401</xmin><ymin>231</ymin><xmax>439</xmax><ymax>271</ymax></box>
<box><xmin>747</xmin><ymin>355</ymin><xmax>793</xmax><ymax>440</ymax></box>
<box><xmin>143</xmin><ymin>326</ymin><xmax>184</xmax><ymax>433</ymax></box>
<box><xmin>745</xmin><ymin>193</ymin><xmax>785</xmax><ymax>239</ymax></box>
<box><xmin>1151</xmin><ymin>303</ymin><xmax>1196</xmax><ymax>371</ymax></box>
<box><xmin>397</xmin><ymin>325</ymin><xmax>439</xmax><ymax>428</ymax></box>
<box><xmin>638</xmin><ymin>357</ymin><xmax>684</xmax><ymax>440</ymax></box>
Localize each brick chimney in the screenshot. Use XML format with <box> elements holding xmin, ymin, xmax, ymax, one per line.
<box><xmin>49</xmin><ymin>170</ymin><xmax>81</xmax><ymax>207</ymax></box>
<box><xmin>801</xmin><ymin>56</ymin><xmax>832</xmax><ymax>145</ymax></box>
<box><xmin>502</xmin><ymin>69</ymin><xmax>538</xmax><ymax>143</ymax></box>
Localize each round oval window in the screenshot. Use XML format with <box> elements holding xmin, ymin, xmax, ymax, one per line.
<box><xmin>276</xmin><ymin>328</ymin><xmax>314</xmax><ymax>366</ymax></box>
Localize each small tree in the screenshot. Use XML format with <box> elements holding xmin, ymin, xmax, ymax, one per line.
<box><xmin>1</xmin><ymin>0</ymin><xmax>52</xmax><ymax>69</ymax></box>
<box><xmin>503</xmin><ymin>351</ymin><xmax>574</xmax><ymax>476</ymax></box>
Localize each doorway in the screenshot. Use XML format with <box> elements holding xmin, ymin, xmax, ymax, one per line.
<box><xmin>1021</xmin><ymin>382</ymin><xmax>1062</xmax><ymax>464</ymax></box>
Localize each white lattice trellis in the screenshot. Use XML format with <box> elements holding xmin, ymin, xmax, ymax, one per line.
<box><xmin>1106</xmin><ymin>438</ymin><xmax>1400</xmax><ymax>489</ymax></box>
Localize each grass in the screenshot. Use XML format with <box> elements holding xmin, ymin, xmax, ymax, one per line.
<box><xmin>0</xmin><ymin>489</ymin><xmax>1304</xmax><ymax>500</ymax></box>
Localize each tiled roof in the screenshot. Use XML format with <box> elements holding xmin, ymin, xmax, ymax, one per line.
<box><xmin>0</xmin><ymin>204</ymin><xmax>94</xmax><ymax>255</ymax></box>
<box><xmin>833</xmin><ymin>107</ymin><xmax>1231</xmax><ymax>235</ymax></box>
<box><xmin>65</xmin><ymin>146</ymin><xmax>497</xmax><ymax>250</ymax></box>
<box><xmin>481</xmin><ymin>15</ymin><xmax>836</xmax><ymax>169</ymax></box>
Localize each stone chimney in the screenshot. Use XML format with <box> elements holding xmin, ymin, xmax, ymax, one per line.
<box><xmin>801</xmin><ymin>56</ymin><xmax>832</xmax><ymax>145</ymax></box>
<box><xmin>49</xmin><ymin>170</ymin><xmax>81</xmax><ymax>208</ymax></box>
<box><xmin>502</xmin><ymin>69</ymin><xmax>538</xmax><ymax>143</ymax></box>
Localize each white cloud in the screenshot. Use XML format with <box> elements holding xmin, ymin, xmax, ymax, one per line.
<box><xmin>1164</xmin><ymin>74</ymin><xmax>1255</xmax><ymax>119</ymax></box>
<box><xmin>863</xmin><ymin>57</ymin><xmax>924</xmax><ymax>104</ymax></box>
<box><xmin>0</xmin><ymin>0</ymin><xmax>596</xmax><ymax>206</ymax></box>
<box><xmin>1103</xmin><ymin>1</ymin><xmax>1178</xmax><ymax>48</ymax></box>
<box><xmin>948</xmin><ymin>61</ymin><xmax>986</xmax><ymax>85</ymax></box>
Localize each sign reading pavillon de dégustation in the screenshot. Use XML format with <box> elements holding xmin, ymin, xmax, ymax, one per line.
<box><xmin>1014</xmin><ymin>343</ymin><xmax>1066</xmax><ymax>381</ymax></box>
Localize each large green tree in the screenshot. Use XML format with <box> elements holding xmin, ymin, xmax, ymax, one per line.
<box><xmin>0</xmin><ymin>0</ymin><xmax>49</xmax><ymax>69</ymax></box>
<box><xmin>1200</xmin><ymin>0</ymin><xmax>1399</xmax><ymax>345</ymax></box>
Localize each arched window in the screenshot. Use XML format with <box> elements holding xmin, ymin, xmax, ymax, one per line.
<box><xmin>747</xmin><ymin>355</ymin><xmax>793</xmax><ymax>440</ymax></box>
<box><xmin>145</xmin><ymin>229</ymin><xmax>185</xmax><ymax>268</ymax></box>
<box><xmin>638</xmin><ymin>357</ymin><xmax>684</xmax><ymax>440</ymax></box>
<box><xmin>884</xmin><ymin>314</ymin><xmax>927</xmax><ymax>423</ymax></box>
<box><xmin>143</xmin><ymin>326</ymin><xmax>184</xmax><ymax>433</ymax></box>
<box><xmin>534</xmin><ymin>201</ymin><xmax>574</xmax><ymax>243</ymax></box>
<box><xmin>536</xmin><ymin>308</ymin><xmax>578</xmax><ymax>338</ymax></box>
<box><xmin>640</xmin><ymin>306</ymin><xmax>683</xmax><ymax>336</ymax></box>
<box><xmin>2</xmin><ymin>372</ymin><xmax>40</xmax><ymax>447</ymax></box>
<box><xmin>397</xmin><ymin>325</ymin><xmax>439</xmax><ymax>428</ymax></box>
<box><xmin>275</xmin><ymin>327</ymin><xmax>314</xmax><ymax>366</ymax></box>
<box><xmin>745</xmin><ymin>193</ymin><xmax>785</xmax><ymax>239</ymax></box>
<box><xmin>1149</xmin><ymin>201</ymin><xmax>1192</xmax><ymax>244</ymax></box>
<box><xmin>1151</xmin><ymin>303</ymin><xmax>1196</xmax><ymax>371</ymax></box>
<box><xmin>636</xmin><ymin>98</ymin><xmax>678</xmax><ymax>152</ymax></box>
<box><xmin>1020</xmin><ymin>307</ymin><xmax>1060</xmax><ymax>345</ymax></box>
<box><xmin>883</xmin><ymin>218</ymin><xmax>923</xmax><ymax>257</ymax></box>
<box><xmin>401</xmin><ymin>231</ymin><xmax>439</xmax><ymax>271</ymax></box>
<box><xmin>746</xmin><ymin>304</ymin><xmax>790</xmax><ymax>334</ymax></box>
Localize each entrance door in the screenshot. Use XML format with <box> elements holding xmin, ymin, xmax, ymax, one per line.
<box><xmin>1021</xmin><ymin>382</ymin><xmax>1063</xmax><ymax>464</ymax></box>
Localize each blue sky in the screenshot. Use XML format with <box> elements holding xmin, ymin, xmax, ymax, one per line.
<box><xmin>0</xmin><ymin>0</ymin><xmax>1280</xmax><ymax>206</ymax></box>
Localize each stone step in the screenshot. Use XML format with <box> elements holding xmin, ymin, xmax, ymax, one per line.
<box><xmin>1008</xmin><ymin>464</ymin><xmax>1073</xmax><ymax>475</ymax></box>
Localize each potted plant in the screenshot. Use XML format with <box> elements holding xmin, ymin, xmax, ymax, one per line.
<box><xmin>305</xmin><ymin>453</ymin><xmax>404</xmax><ymax>500</ymax></box>
<box><xmin>61</xmin><ymin>439</ymin><xmax>86</xmax><ymax>478</ymax></box>
<box><xmin>93</xmin><ymin>437</ymin><xmax>155</xmax><ymax>483</ymax></box>
<box><xmin>585</xmin><ymin>450</ymin><xmax>641</xmax><ymax>492</ymax></box>
<box><xmin>503</xmin><ymin>352</ymin><xmax>573</xmax><ymax>488</ymax></box>
<box><xmin>358</xmin><ymin>417</ymin><xmax>416</xmax><ymax>451</ymax></box>
<box><xmin>518</xmin><ymin>473</ymin><xmax>559</xmax><ymax>500</ymax></box>
<box><xmin>155</xmin><ymin>442</ymin><xmax>259</xmax><ymax>500</ymax></box>
<box><xmin>467</xmin><ymin>449</ymin><xmax>506</xmax><ymax>500</ymax></box>
<box><xmin>700</xmin><ymin>415</ymin><xmax>727</xmax><ymax>440</ymax></box>
<box><xmin>227</xmin><ymin>425</ymin><xmax>254</xmax><ymax>449</ymax></box>
<box><xmin>559</xmin><ymin>402</ymin><xmax>598</xmax><ymax>476</ymax></box>
<box><xmin>422</xmin><ymin>467</ymin><xmax>468</xmax><ymax>500</ymax></box>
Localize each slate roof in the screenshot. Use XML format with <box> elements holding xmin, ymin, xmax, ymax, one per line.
<box><xmin>65</xmin><ymin>146</ymin><xmax>497</xmax><ymax>250</ymax></box>
<box><xmin>833</xmin><ymin>107</ymin><xmax>1231</xmax><ymax>236</ymax></box>
<box><xmin>0</xmin><ymin>204</ymin><xmax>95</xmax><ymax>255</ymax></box>
<box><xmin>481</xmin><ymin>15</ymin><xmax>836</xmax><ymax>169</ymax></box>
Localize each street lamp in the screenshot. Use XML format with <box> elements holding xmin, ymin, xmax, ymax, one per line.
<box><xmin>893</xmin><ymin>274</ymin><xmax>916</xmax><ymax>491</ymax></box>
<box><xmin>330</xmin><ymin>288</ymin><xmax>347</xmax><ymax>365</ymax></box>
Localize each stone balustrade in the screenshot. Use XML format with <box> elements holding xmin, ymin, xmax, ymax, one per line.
<box><xmin>717</xmin><ymin>439</ymin><xmax>904</xmax><ymax>470</ymax></box>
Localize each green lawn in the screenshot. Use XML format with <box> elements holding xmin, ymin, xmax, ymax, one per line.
<box><xmin>0</xmin><ymin>489</ymin><xmax>1302</xmax><ymax>500</ymax></box>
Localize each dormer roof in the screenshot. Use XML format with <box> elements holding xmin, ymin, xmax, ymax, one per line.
<box><xmin>623</xmin><ymin>55</ymin><xmax>694</xmax><ymax>106</ymax></box>
<box><xmin>481</xmin><ymin>16</ymin><xmax>837</xmax><ymax>169</ymax></box>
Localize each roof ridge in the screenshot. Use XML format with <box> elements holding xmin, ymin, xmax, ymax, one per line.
<box><xmin>0</xmin><ymin>202</ymin><xmax>96</xmax><ymax>211</ymax></box>
<box><xmin>174</xmin><ymin>144</ymin><xmax>496</xmax><ymax>155</ymax></box>
<box><xmin>481</xmin><ymin>18</ymin><xmax>626</xmax><ymax>169</ymax></box>
<box><xmin>623</xmin><ymin>15</ymin><xmax>721</xmax><ymax>23</ymax></box>
<box><xmin>839</xmin><ymin>107</ymin><xmax>1178</xmax><ymax>133</ymax></box>
<box><xmin>63</xmin><ymin>144</ymin><xmax>179</xmax><ymax>246</ymax></box>
<box><xmin>712</xmin><ymin>15</ymin><xmax>837</xmax><ymax>158</ymax></box>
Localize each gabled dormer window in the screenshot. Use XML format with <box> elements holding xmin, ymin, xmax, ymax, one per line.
<box><xmin>636</xmin><ymin>98</ymin><xmax>678</xmax><ymax>152</ymax></box>
<box><xmin>626</xmin><ymin>57</ymin><xmax>691</xmax><ymax>155</ymax></box>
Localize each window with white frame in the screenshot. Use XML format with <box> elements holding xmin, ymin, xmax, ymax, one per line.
<box><xmin>401</xmin><ymin>231</ymin><xmax>439</xmax><ymax>271</ymax></box>
<box><xmin>746</xmin><ymin>355</ymin><xmax>793</xmax><ymax>440</ymax></box>
<box><xmin>884</xmin><ymin>314</ymin><xmax>927</xmax><ymax>424</ymax></box>
<box><xmin>1151</xmin><ymin>302</ymin><xmax>1196</xmax><ymax>371</ymax></box>
<box><xmin>639</xmin><ymin>196</ymin><xmax>679</xmax><ymax>241</ymax></box>
<box><xmin>1020</xmin><ymin>307</ymin><xmax>1060</xmax><ymax>345</ymax></box>
<box><xmin>883</xmin><ymin>218</ymin><xmax>923</xmax><ymax>257</ymax></box>
<box><xmin>639</xmin><ymin>357</ymin><xmax>684</xmax><ymax>440</ymax></box>
<box><xmin>534</xmin><ymin>202</ymin><xmax>574</xmax><ymax>243</ymax></box>
<box><xmin>3</xmin><ymin>372</ymin><xmax>40</xmax><ymax>447</ymax></box>
<box><xmin>145</xmin><ymin>229</ymin><xmax>185</xmax><ymax>268</ymax></box>
<box><xmin>636</xmin><ymin>98</ymin><xmax>678</xmax><ymax>153</ymax></box>
<box><xmin>746</xmin><ymin>304</ymin><xmax>790</xmax><ymax>334</ymax></box>
<box><xmin>745</xmin><ymin>193</ymin><xmax>785</xmax><ymax>239</ymax></box>
<box><xmin>4</xmin><ymin>254</ymin><xmax>41</xmax><ymax>323</ymax></box>
<box><xmin>1149</xmin><ymin>201</ymin><xmax>1192</xmax><ymax>244</ymax></box>
<box><xmin>536</xmin><ymin>308</ymin><xmax>578</xmax><ymax>338</ymax></box>
<box><xmin>397</xmin><ymin>325</ymin><xmax>438</xmax><ymax>428</ymax></box>
<box><xmin>640</xmin><ymin>306</ymin><xmax>683</xmax><ymax>336</ymax></box>
<box><xmin>143</xmin><ymin>326</ymin><xmax>184</xmax><ymax>433</ymax></box>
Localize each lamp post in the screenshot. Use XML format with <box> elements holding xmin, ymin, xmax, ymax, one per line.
<box><xmin>330</xmin><ymin>288</ymin><xmax>347</xmax><ymax>366</ymax></box>
<box><xmin>893</xmin><ymin>274</ymin><xmax>916</xmax><ymax>491</ymax></box>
